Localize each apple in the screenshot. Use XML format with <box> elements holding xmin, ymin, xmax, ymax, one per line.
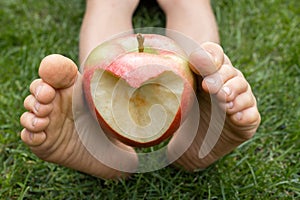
<box><xmin>82</xmin><ymin>33</ymin><xmax>196</xmax><ymax>147</ymax></box>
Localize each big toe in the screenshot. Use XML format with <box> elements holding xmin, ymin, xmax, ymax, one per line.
<box><xmin>189</xmin><ymin>42</ymin><xmax>224</xmax><ymax>76</ymax></box>
<box><xmin>39</xmin><ymin>54</ymin><xmax>78</xmax><ymax>89</ymax></box>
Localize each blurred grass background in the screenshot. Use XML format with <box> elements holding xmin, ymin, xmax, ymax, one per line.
<box><xmin>0</xmin><ymin>0</ymin><xmax>299</xmax><ymax>199</ymax></box>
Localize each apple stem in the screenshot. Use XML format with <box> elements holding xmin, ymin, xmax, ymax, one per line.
<box><xmin>137</xmin><ymin>33</ymin><xmax>144</xmax><ymax>53</ymax></box>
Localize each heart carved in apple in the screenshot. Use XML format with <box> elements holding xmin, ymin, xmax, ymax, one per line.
<box><xmin>82</xmin><ymin>33</ymin><xmax>196</xmax><ymax>147</ymax></box>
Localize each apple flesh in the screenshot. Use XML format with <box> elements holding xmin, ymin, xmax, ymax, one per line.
<box><xmin>83</xmin><ymin>34</ymin><xmax>195</xmax><ymax>147</ymax></box>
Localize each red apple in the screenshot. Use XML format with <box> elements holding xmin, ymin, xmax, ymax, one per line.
<box><xmin>82</xmin><ymin>33</ymin><xmax>196</xmax><ymax>147</ymax></box>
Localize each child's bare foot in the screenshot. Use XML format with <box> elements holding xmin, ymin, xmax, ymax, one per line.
<box><xmin>168</xmin><ymin>42</ymin><xmax>261</xmax><ymax>170</ymax></box>
<box><xmin>20</xmin><ymin>54</ymin><xmax>138</xmax><ymax>179</ymax></box>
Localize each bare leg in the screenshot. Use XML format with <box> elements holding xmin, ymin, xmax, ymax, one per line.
<box><xmin>20</xmin><ymin>0</ymin><xmax>139</xmax><ymax>179</ymax></box>
<box><xmin>157</xmin><ymin>0</ymin><xmax>261</xmax><ymax>170</ymax></box>
<box><xmin>79</xmin><ymin>0</ymin><xmax>139</xmax><ymax>63</ymax></box>
<box><xmin>157</xmin><ymin>0</ymin><xmax>220</xmax><ymax>44</ymax></box>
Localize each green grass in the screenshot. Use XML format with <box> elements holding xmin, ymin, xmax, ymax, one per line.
<box><xmin>0</xmin><ymin>0</ymin><xmax>299</xmax><ymax>199</ymax></box>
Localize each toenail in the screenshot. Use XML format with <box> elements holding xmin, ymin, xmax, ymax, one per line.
<box><xmin>222</xmin><ymin>86</ymin><xmax>231</xmax><ymax>96</ymax></box>
<box><xmin>227</xmin><ymin>101</ymin><xmax>234</xmax><ymax>109</ymax></box>
<box><xmin>34</xmin><ymin>102</ymin><xmax>40</xmax><ymax>113</ymax></box>
<box><xmin>205</xmin><ymin>77</ymin><xmax>216</xmax><ymax>85</ymax></box>
<box><xmin>35</xmin><ymin>85</ymin><xmax>43</xmax><ymax>98</ymax></box>
<box><xmin>206</xmin><ymin>50</ymin><xmax>219</xmax><ymax>65</ymax></box>
<box><xmin>29</xmin><ymin>131</ymin><xmax>34</xmax><ymax>141</ymax></box>
<box><xmin>32</xmin><ymin>117</ymin><xmax>38</xmax><ymax>127</ymax></box>
<box><xmin>235</xmin><ymin>112</ymin><xmax>242</xmax><ymax>121</ymax></box>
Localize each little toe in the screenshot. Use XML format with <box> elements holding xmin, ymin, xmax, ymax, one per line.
<box><xmin>20</xmin><ymin>112</ymin><xmax>50</xmax><ymax>133</ymax></box>
<box><xmin>21</xmin><ymin>129</ymin><xmax>46</xmax><ymax>147</ymax></box>
<box><xmin>229</xmin><ymin>106</ymin><xmax>261</xmax><ymax>131</ymax></box>
<box><xmin>24</xmin><ymin>95</ymin><xmax>53</xmax><ymax>117</ymax></box>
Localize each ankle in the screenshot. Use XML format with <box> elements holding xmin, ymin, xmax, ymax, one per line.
<box><xmin>157</xmin><ymin>0</ymin><xmax>211</xmax><ymax>15</ymax></box>
<box><xmin>86</xmin><ymin>0</ymin><xmax>140</xmax><ymax>17</ymax></box>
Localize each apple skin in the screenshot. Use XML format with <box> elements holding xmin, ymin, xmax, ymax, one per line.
<box><xmin>82</xmin><ymin>34</ymin><xmax>196</xmax><ymax>147</ymax></box>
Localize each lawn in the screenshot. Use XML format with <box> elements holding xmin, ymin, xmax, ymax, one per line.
<box><xmin>0</xmin><ymin>0</ymin><xmax>299</xmax><ymax>199</ymax></box>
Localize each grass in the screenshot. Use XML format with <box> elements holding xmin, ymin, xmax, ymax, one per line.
<box><xmin>0</xmin><ymin>0</ymin><xmax>299</xmax><ymax>199</ymax></box>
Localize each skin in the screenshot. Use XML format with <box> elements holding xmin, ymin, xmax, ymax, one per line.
<box><xmin>20</xmin><ymin>0</ymin><xmax>260</xmax><ymax>178</ymax></box>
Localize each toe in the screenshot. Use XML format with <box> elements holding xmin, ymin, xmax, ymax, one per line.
<box><xmin>24</xmin><ymin>95</ymin><xmax>53</xmax><ymax>117</ymax></box>
<box><xmin>216</xmin><ymin>76</ymin><xmax>249</xmax><ymax>102</ymax></box>
<box><xmin>201</xmin><ymin>42</ymin><xmax>225</xmax><ymax>68</ymax></box>
<box><xmin>39</xmin><ymin>54</ymin><xmax>78</xmax><ymax>89</ymax></box>
<box><xmin>229</xmin><ymin>106</ymin><xmax>261</xmax><ymax>136</ymax></box>
<box><xmin>29</xmin><ymin>79</ymin><xmax>56</xmax><ymax>104</ymax></box>
<box><xmin>201</xmin><ymin>64</ymin><xmax>239</xmax><ymax>95</ymax></box>
<box><xmin>21</xmin><ymin>129</ymin><xmax>46</xmax><ymax>147</ymax></box>
<box><xmin>226</xmin><ymin>91</ymin><xmax>255</xmax><ymax>115</ymax></box>
<box><xmin>189</xmin><ymin>42</ymin><xmax>224</xmax><ymax>76</ymax></box>
<box><xmin>20</xmin><ymin>112</ymin><xmax>50</xmax><ymax>133</ymax></box>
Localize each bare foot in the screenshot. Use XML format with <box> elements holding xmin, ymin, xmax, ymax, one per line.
<box><xmin>168</xmin><ymin>42</ymin><xmax>261</xmax><ymax>170</ymax></box>
<box><xmin>20</xmin><ymin>54</ymin><xmax>138</xmax><ymax>179</ymax></box>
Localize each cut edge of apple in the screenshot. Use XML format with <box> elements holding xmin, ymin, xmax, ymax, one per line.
<box><xmin>87</xmin><ymin>67</ymin><xmax>185</xmax><ymax>147</ymax></box>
